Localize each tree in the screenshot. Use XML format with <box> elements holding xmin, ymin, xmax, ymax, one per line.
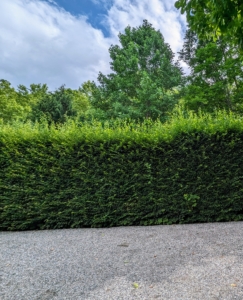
<box><xmin>64</xmin><ymin>87</ymin><xmax>90</xmax><ymax>118</ymax></box>
<box><xmin>16</xmin><ymin>83</ymin><xmax>49</xmax><ymax>120</ymax></box>
<box><xmin>175</xmin><ymin>0</ymin><xmax>243</xmax><ymax>49</ymax></box>
<box><xmin>30</xmin><ymin>85</ymin><xmax>76</xmax><ymax>125</ymax></box>
<box><xmin>79</xmin><ymin>80</ymin><xmax>97</xmax><ymax>100</ymax></box>
<box><xmin>17</xmin><ymin>83</ymin><xmax>49</xmax><ymax>107</ymax></box>
<box><xmin>178</xmin><ymin>30</ymin><xmax>243</xmax><ymax>113</ymax></box>
<box><xmin>78</xmin><ymin>80</ymin><xmax>107</xmax><ymax>122</ymax></box>
<box><xmin>0</xmin><ymin>79</ymin><xmax>27</xmax><ymax>123</ymax></box>
<box><xmin>92</xmin><ymin>20</ymin><xmax>184</xmax><ymax>122</ymax></box>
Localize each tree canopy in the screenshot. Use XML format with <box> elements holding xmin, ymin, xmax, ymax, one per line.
<box><xmin>175</xmin><ymin>0</ymin><xmax>243</xmax><ymax>49</ymax></box>
<box><xmin>0</xmin><ymin>79</ymin><xmax>37</xmax><ymax>123</ymax></box>
<box><xmin>178</xmin><ymin>30</ymin><xmax>243</xmax><ymax>113</ymax></box>
<box><xmin>91</xmin><ymin>20</ymin><xmax>184</xmax><ymax>122</ymax></box>
<box><xmin>29</xmin><ymin>85</ymin><xmax>77</xmax><ymax>125</ymax></box>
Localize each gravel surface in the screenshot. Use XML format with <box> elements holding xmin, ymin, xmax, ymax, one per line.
<box><xmin>1</xmin><ymin>221</ymin><xmax>243</xmax><ymax>300</ymax></box>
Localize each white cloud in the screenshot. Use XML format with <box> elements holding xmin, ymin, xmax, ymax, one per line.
<box><xmin>0</xmin><ymin>0</ymin><xmax>188</xmax><ymax>90</ymax></box>
<box><xmin>0</xmin><ymin>0</ymin><xmax>112</xmax><ymax>90</ymax></box>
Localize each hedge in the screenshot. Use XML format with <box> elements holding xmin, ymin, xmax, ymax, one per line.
<box><xmin>1</xmin><ymin>110</ymin><xmax>243</xmax><ymax>230</ymax></box>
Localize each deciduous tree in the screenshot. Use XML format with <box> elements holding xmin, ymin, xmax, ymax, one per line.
<box><xmin>0</xmin><ymin>79</ymin><xmax>27</xmax><ymax>123</ymax></box>
<box><xmin>92</xmin><ymin>20</ymin><xmax>184</xmax><ymax>122</ymax></box>
<box><xmin>178</xmin><ymin>30</ymin><xmax>243</xmax><ymax>113</ymax></box>
<box><xmin>175</xmin><ymin>0</ymin><xmax>243</xmax><ymax>49</ymax></box>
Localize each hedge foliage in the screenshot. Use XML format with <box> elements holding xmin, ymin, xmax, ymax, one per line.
<box><xmin>1</xmin><ymin>109</ymin><xmax>243</xmax><ymax>230</ymax></box>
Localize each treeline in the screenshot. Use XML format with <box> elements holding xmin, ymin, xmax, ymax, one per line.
<box><xmin>1</xmin><ymin>20</ymin><xmax>243</xmax><ymax>126</ymax></box>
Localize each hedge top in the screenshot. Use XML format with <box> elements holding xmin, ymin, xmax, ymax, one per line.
<box><xmin>1</xmin><ymin>108</ymin><xmax>243</xmax><ymax>146</ymax></box>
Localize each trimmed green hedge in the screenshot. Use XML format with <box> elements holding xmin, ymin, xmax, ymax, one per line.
<box><xmin>1</xmin><ymin>110</ymin><xmax>243</xmax><ymax>230</ymax></box>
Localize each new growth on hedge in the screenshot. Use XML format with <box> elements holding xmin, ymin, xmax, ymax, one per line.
<box><xmin>1</xmin><ymin>109</ymin><xmax>243</xmax><ymax>230</ymax></box>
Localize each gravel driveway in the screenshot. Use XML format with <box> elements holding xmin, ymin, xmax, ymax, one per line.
<box><xmin>1</xmin><ymin>221</ymin><xmax>243</xmax><ymax>300</ymax></box>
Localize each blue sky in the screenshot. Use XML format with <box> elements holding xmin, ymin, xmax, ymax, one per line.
<box><xmin>0</xmin><ymin>0</ymin><xmax>188</xmax><ymax>90</ymax></box>
<box><xmin>46</xmin><ymin>0</ymin><xmax>112</xmax><ymax>36</ymax></box>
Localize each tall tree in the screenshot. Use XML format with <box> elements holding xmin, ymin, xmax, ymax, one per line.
<box><xmin>178</xmin><ymin>30</ymin><xmax>243</xmax><ymax>113</ymax></box>
<box><xmin>175</xmin><ymin>0</ymin><xmax>243</xmax><ymax>49</ymax></box>
<box><xmin>92</xmin><ymin>20</ymin><xmax>184</xmax><ymax>122</ymax></box>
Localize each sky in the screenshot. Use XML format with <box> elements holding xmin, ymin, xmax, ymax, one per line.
<box><xmin>0</xmin><ymin>0</ymin><xmax>188</xmax><ymax>91</ymax></box>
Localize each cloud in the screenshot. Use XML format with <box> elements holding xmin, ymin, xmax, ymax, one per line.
<box><xmin>0</xmin><ymin>0</ymin><xmax>188</xmax><ymax>90</ymax></box>
<box><xmin>0</xmin><ymin>0</ymin><xmax>112</xmax><ymax>90</ymax></box>
<box><xmin>47</xmin><ymin>0</ymin><xmax>57</xmax><ymax>5</ymax></box>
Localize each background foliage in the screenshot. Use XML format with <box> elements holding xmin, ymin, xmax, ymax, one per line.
<box><xmin>175</xmin><ymin>0</ymin><xmax>243</xmax><ymax>49</ymax></box>
<box><xmin>178</xmin><ymin>30</ymin><xmax>243</xmax><ymax>113</ymax></box>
